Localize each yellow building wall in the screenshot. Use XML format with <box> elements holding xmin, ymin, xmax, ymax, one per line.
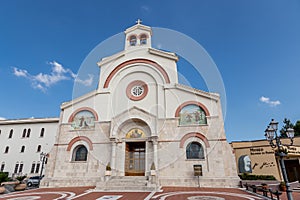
<box><xmin>231</xmin><ymin>137</ymin><xmax>300</xmax><ymax>181</ymax></box>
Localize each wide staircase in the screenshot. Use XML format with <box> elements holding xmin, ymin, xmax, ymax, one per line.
<box><xmin>99</xmin><ymin>176</ymin><xmax>157</xmax><ymax>191</ymax></box>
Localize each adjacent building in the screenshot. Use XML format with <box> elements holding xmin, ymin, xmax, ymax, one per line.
<box><xmin>231</xmin><ymin>137</ymin><xmax>300</xmax><ymax>183</ymax></box>
<box><xmin>0</xmin><ymin>118</ymin><xmax>59</xmax><ymax>177</ymax></box>
<box><xmin>42</xmin><ymin>22</ymin><xmax>239</xmax><ymax>188</ymax></box>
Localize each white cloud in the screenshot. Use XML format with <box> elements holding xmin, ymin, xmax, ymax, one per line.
<box><xmin>156</xmin><ymin>43</ymin><xmax>163</xmax><ymax>49</ymax></box>
<box><xmin>13</xmin><ymin>67</ymin><xmax>29</xmax><ymax>77</ymax></box>
<box><xmin>259</xmin><ymin>96</ymin><xmax>281</xmax><ymax>107</ymax></box>
<box><xmin>12</xmin><ymin>61</ymin><xmax>91</xmax><ymax>91</ymax></box>
<box><xmin>141</xmin><ymin>5</ymin><xmax>150</xmax><ymax>13</ymax></box>
<box><xmin>75</xmin><ymin>74</ymin><xmax>94</xmax><ymax>87</ymax></box>
<box><xmin>0</xmin><ymin>117</ymin><xmax>6</xmax><ymax>120</ymax></box>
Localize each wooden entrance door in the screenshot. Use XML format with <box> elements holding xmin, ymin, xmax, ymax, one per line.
<box><xmin>285</xmin><ymin>159</ymin><xmax>300</xmax><ymax>182</ymax></box>
<box><xmin>125</xmin><ymin>142</ymin><xmax>145</xmax><ymax>176</ymax></box>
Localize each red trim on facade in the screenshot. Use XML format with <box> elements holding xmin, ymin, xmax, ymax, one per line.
<box><xmin>126</xmin><ymin>80</ymin><xmax>148</xmax><ymax>101</ymax></box>
<box><xmin>209</xmin><ymin>138</ymin><xmax>227</xmax><ymax>141</ymax></box>
<box><xmin>179</xmin><ymin>132</ymin><xmax>210</xmax><ymax>148</ymax></box>
<box><xmin>175</xmin><ymin>101</ymin><xmax>210</xmax><ymax>117</ymax></box>
<box><xmin>103</xmin><ymin>59</ymin><xmax>170</xmax><ymax>88</ymax></box>
<box><xmin>68</xmin><ymin>107</ymin><xmax>98</xmax><ymax>123</ymax></box>
<box><xmin>66</xmin><ymin>136</ymin><xmax>93</xmax><ymax>151</ymax></box>
<box><xmin>127</xmin><ymin>34</ymin><xmax>138</xmax><ymax>41</ymax></box>
<box><xmin>138</xmin><ymin>33</ymin><xmax>149</xmax><ymax>39</ymax></box>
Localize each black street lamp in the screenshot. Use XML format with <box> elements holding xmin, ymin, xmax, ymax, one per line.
<box><xmin>264</xmin><ymin>119</ymin><xmax>295</xmax><ymax>200</ymax></box>
<box><xmin>39</xmin><ymin>152</ymin><xmax>48</xmax><ymax>187</ymax></box>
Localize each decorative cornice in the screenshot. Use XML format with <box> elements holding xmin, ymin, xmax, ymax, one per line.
<box><xmin>0</xmin><ymin>117</ymin><xmax>59</xmax><ymax>125</ymax></box>
<box><xmin>97</xmin><ymin>51</ymin><xmax>125</xmax><ymax>67</ymax></box>
<box><xmin>61</xmin><ymin>90</ymin><xmax>97</xmax><ymax>110</ymax></box>
<box><xmin>173</xmin><ymin>84</ymin><xmax>219</xmax><ymax>101</ymax></box>
<box><xmin>148</xmin><ymin>48</ymin><xmax>178</xmax><ymax>61</ymax></box>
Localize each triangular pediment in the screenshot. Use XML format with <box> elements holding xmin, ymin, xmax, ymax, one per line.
<box><xmin>112</xmin><ymin>106</ymin><xmax>156</xmax><ymax>122</ymax></box>
<box><xmin>124</xmin><ymin>23</ymin><xmax>152</xmax><ymax>35</ymax></box>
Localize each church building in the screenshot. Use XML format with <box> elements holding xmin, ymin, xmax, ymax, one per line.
<box><xmin>42</xmin><ymin>22</ymin><xmax>239</xmax><ymax>189</ymax></box>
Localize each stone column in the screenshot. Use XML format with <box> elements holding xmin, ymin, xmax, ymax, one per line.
<box><xmin>120</xmin><ymin>139</ymin><xmax>126</xmax><ymax>176</ymax></box>
<box><xmin>150</xmin><ymin>136</ymin><xmax>158</xmax><ymax>186</ymax></box>
<box><xmin>151</xmin><ymin>136</ymin><xmax>158</xmax><ymax>170</ymax></box>
<box><xmin>153</xmin><ymin>140</ymin><xmax>158</xmax><ymax>169</ymax></box>
<box><xmin>145</xmin><ymin>141</ymin><xmax>149</xmax><ymax>174</ymax></box>
<box><xmin>110</xmin><ymin>138</ymin><xmax>117</xmax><ymax>176</ymax></box>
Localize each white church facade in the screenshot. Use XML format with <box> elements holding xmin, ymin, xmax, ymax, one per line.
<box><xmin>42</xmin><ymin>22</ymin><xmax>239</xmax><ymax>188</ymax></box>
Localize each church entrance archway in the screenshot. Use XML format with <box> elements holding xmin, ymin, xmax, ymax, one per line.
<box><xmin>125</xmin><ymin>142</ymin><xmax>145</xmax><ymax>176</ymax></box>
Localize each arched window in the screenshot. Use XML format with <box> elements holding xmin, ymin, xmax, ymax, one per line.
<box><xmin>140</xmin><ymin>34</ymin><xmax>147</xmax><ymax>45</ymax></box>
<box><xmin>35</xmin><ymin>162</ymin><xmax>40</xmax><ymax>173</ymax></box>
<box><xmin>9</xmin><ymin>129</ymin><xmax>13</xmax><ymax>138</ymax></box>
<box><xmin>186</xmin><ymin>142</ymin><xmax>204</xmax><ymax>159</ymax></box>
<box><xmin>20</xmin><ymin>145</ymin><xmax>25</xmax><ymax>153</ymax></box>
<box><xmin>40</xmin><ymin>128</ymin><xmax>45</xmax><ymax>137</ymax></box>
<box><xmin>19</xmin><ymin>162</ymin><xmax>23</xmax><ymax>173</ymax></box>
<box><xmin>22</xmin><ymin>129</ymin><xmax>27</xmax><ymax>138</ymax></box>
<box><xmin>27</xmin><ymin>128</ymin><xmax>31</xmax><ymax>137</ymax></box>
<box><xmin>73</xmin><ymin>145</ymin><xmax>88</xmax><ymax>161</ymax></box>
<box><xmin>30</xmin><ymin>162</ymin><xmax>36</xmax><ymax>173</ymax></box>
<box><xmin>0</xmin><ymin>162</ymin><xmax>5</xmax><ymax>172</ymax></box>
<box><xmin>129</xmin><ymin>35</ymin><xmax>137</xmax><ymax>46</ymax></box>
<box><xmin>4</xmin><ymin>146</ymin><xmax>9</xmax><ymax>153</ymax></box>
<box><xmin>37</xmin><ymin>145</ymin><xmax>41</xmax><ymax>152</ymax></box>
<box><xmin>14</xmin><ymin>162</ymin><xmax>19</xmax><ymax>174</ymax></box>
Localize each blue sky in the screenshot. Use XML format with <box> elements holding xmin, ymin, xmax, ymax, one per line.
<box><xmin>0</xmin><ymin>0</ymin><xmax>299</xmax><ymax>142</ymax></box>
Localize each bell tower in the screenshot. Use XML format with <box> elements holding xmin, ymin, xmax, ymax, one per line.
<box><xmin>124</xmin><ymin>19</ymin><xmax>152</xmax><ymax>50</ymax></box>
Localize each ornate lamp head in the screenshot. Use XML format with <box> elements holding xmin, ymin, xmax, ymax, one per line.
<box><xmin>265</xmin><ymin>126</ymin><xmax>275</xmax><ymax>141</ymax></box>
<box><xmin>269</xmin><ymin>119</ymin><xmax>279</xmax><ymax>131</ymax></box>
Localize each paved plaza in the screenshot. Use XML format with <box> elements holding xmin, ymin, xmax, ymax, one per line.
<box><xmin>1</xmin><ymin>186</ymin><xmax>300</xmax><ymax>200</ymax></box>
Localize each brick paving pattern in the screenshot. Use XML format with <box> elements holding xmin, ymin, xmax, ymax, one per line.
<box><xmin>0</xmin><ymin>186</ymin><xmax>300</xmax><ymax>199</ymax></box>
<box><xmin>152</xmin><ymin>187</ymin><xmax>261</xmax><ymax>200</ymax></box>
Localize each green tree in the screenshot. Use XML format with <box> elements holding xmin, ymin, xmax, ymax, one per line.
<box><xmin>293</xmin><ymin>120</ymin><xmax>300</xmax><ymax>137</ymax></box>
<box><xmin>0</xmin><ymin>172</ymin><xmax>9</xmax><ymax>184</ymax></box>
<box><xmin>280</xmin><ymin>118</ymin><xmax>294</xmax><ymax>138</ymax></box>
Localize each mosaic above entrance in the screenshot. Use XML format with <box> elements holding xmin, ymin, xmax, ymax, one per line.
<box><xmin>126</xmin><ymin>128</ymin><xmax>146</xmax><ymax>138</ymax></box>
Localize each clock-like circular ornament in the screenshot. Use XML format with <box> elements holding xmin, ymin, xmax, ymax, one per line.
<box><xmin>126</xmin><ymin>80</ymin><xmax>148</xmax><ymax>101</ymax></box>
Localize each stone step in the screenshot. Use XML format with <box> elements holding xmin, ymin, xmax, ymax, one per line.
<box><xmin>107</xmin><ymin>176</ymin><xmax>148</xmax><ymax>185</ymax></box>
<box><xmin>110</xmin><ymin>176</ymin><xmax>148</xmax><ymax>180</ymax></box>
<box><xmin>106</xmin><ymin>182</ymin><xmax>147</xmax><ymax>186</ymax></box>
<box><xmin>106</xmin><ymin>181</ymin><xmax>147</xmax><ymax>186</ymax></box>
<box><xmin>103</xmin><ymin>185</ymin><xmax>155</xmax><ymax>191</ymax></box>
<box><xmin>106</xmin><ymin>180</ymin><xmax>148</xmax><ymax>187</ymax></box>
<box><xmin>100</xmin><ymin>176</ymin><xmax>157</xmax><ymax>191</ymax></box>
<box><xmin>293</xmin><ymin>187</ymin><xmax>300</xmax><ymax>192</ymax></box>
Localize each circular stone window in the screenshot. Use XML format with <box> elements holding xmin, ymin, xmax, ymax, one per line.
<box><xmin>126</xmin><ymin>80</ymin><xmax>148</xmax><ymax>101</ymax></box>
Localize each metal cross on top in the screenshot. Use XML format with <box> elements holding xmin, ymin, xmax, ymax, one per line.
<box><xmin>136</xmin><ymin>19</ymin><xmax>142</xmax><ymax>24</ymax></box>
